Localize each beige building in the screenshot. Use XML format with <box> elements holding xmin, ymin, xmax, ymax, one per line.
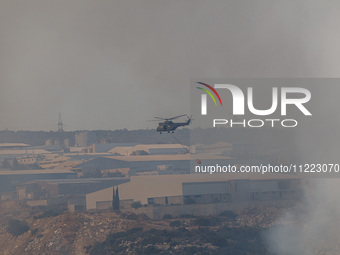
<box><xmin>38</xmin><ymin>155</ymin><xmax>71</xmax><ymax>169</ymax></box>
<box><xmin>17</xmin><ymin>156</ymin><xmax>39</xmax><ymax>165</ymax></box>
<box><xmin>109</xmin><ymin>144</ymin><xmax>189</xmax><ymax>156</ymax></box>
<box><xmin>86</xmin><ymin>173</ymin><xmax>302</xmax><ymax>212</ymax></box>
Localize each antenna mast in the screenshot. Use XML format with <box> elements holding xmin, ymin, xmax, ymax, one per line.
<box><xmin>58</xmin><ymin>113</ymin><xmax>64</xmax><ymax>132</ymax></box>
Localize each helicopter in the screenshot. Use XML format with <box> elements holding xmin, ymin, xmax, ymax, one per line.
<box><xmin>150</xmin><ymin>114</ymin><xmax>191</xmax><ymax>133</ymax></box>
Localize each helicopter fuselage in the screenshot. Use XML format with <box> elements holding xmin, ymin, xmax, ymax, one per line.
<box><xmin>157</xmin><ymin>119</ymin><xmax>190</xmax><ymax>133</ymax></box>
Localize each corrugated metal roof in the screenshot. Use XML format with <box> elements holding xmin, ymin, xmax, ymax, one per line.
<box><xmin>33</xmin><ymin>177</ymin><xmax>128</xmax><ymax>184</ymax></box>
<box><xmin>0</xmin><ymin>143</ymin><xmax>30</xmax><ymax>148</ymax></box>
<box><xmin>0</xmin><ymin>169</ymin><xmax>75</xmax><ymax>175</ymax></box>
<box><xmin>108</xmin><ymin>146</ymin><xmax>134</xmax><ymax>155</ymax></box>
<box><xmin>108</xmin><ymin>144</ymin><xmax>189</xmax><ymax>156</ymax></box>
<box><xmin>135</xmin><ymin>144</ymin><xmax>188</xmax><ymax>149</ymax></box>
<box><xmin>0</xmin><ymin>149</ymin><xmax>50</xmax><ymax>155</ymax></box>
<box><xmin>104</xmin><ymin>153</ymin><xmax>232</xmax><ymax>162</ymax></box>
<box><xmin>93</xmin><ymin>143</ymin><xmax>139</xmax><ymax>153</ymax></box>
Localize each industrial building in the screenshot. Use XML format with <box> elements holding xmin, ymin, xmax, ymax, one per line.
<box><xmin>80</xmin><ymin>143</ymin><xmax>139</xmax><ymax>154</ymax></box>
<box><xmin>17</xmin><ymin>177</ymin><xmax>129</xmax><ymax>199</ymax></box>
<box><xmin>0</xmin><ymin>143</ymin><xmax>66</xmax><ymax>170</ymax></box>
<box><xmin>17</xmin><ymin>177</ymin><xmax>129</xmax><ymax>210</ymax></box>
<box><xmin>109</xmin><ymin>144</ymin><xmax>188</xmax><ymax>156</ymax></box>
<box><xmin>0</xmin><ymin>143</ymin><xmax>30</xmax><ymax>149</ymax></box>
<box><xmin>75</xmin><ymin>131</ymin><xmax>97</xmax><ymax>147</ymax></box>
<box><xmin>75</xmin><ymin>143</ymin><xmax>187</xmax><ymax>155</ymax></box>
<box><xmin>190</xmin><ymin>141</ymin><xmax>233</xmax><ymax>155</ymax></box>
<box><xmin>85</xmin><ymin>173</ymin><xmax>303</xmax><ymax>218</ymax></box>
<box><xmin>74</xmin><ymin>153</ymin><xmax>234</xmax><ymax>176</ymax></box>
<box><xmin>0</xmin><ymin>148</ymin><xmax>51</xmax><ymax>166</ymax></box>
<box><xmin>38</xmin><ymin>155</ymin><xmax>71</xmax><ymax>169</ymax></box>
<box><xmin>74</xmin><ymin>156</ymin><xmax>129</xmax><ymax>177</ymax></box>
<box><xmin>0</xmin><ymin>169</ymin><xmax>77</xmax><ymax>200</ymax></box>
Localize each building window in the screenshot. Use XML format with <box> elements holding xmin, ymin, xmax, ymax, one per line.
<box><xmin>279</xmin><ymin>180</ymin><xmax>291</xmax><ymax>190</ymax></box>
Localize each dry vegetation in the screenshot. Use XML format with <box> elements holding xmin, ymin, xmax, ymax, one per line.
<box><xmin>0</xmin><ymin>201</ymin><xmax>293</xmax><ymax>255</ymax></box>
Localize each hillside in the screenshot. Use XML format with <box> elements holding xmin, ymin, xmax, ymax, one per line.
<box><xmin>0</xmin><ymin>201</ymin><xmax>290</xmax><ymax>255</ymax></box>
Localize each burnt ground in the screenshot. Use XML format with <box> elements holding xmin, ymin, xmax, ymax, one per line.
<box><xmin>0</xmin><ymin>201</ymin><xmax>295</xmax><ymax>255</ymax></box>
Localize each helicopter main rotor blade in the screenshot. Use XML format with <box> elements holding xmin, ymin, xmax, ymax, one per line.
<box><xmin>167</xmin><ymin>114</ymin><xmax>187</xmax><ymax>120</ymax></box>
<box><xmin>153</xmin><ymin>117</ymin><xmax>166</xmax><ymax>120</ymax></box>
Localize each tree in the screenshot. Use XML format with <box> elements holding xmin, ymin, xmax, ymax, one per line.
<box><xmin>131</xmin><ymin>201</ymin><xmax>142</xmax><ymax>209</ymax></box>
<box><xmin>184</xmin><ymin>197</ymin><xmax>196</xmax><ymax>204</ymax></box>
<box><xmin>112</xmin><ymin>187</ymin><xmax>115</xmax><ymax>210</ymax></box>
<box><xmin>1</xmin><ymin>159</ymin><xmax>11</xmax><ymax>169</ymax></box>
<box><xmin>12</xmin><ymin>158</ymin><xmax>21</xmax><ymax>170</ymax></box>
<box><xmin>112</xmin><ymin>186</ymin><xmax>120</xmax><ymax>211</ymax></box>
<box><xmin>115</xmin><ymin>187</ymin><xmax>120</xmax><ymax>210</ymax></box>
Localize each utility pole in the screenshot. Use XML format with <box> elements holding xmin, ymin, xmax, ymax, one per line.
<box><xmin>58</xmin><ymin>113</ymin><xmax>64</xmax><ymax>147</ymax></box>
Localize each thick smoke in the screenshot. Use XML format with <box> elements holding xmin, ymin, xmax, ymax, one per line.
<box><xmin>267</xmin><ymin>179</ymin><xmax>340</xmax><ymax>255</ymax></box>
<box><xmin>266</xmin><ymin>83</ymin><xmax>340</xmax><ymax>254</ymax></box>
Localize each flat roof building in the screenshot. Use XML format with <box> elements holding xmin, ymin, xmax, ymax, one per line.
<box><xmin>0</xmin><ymin>169</ymin><xmax>77</xmax><ymax>193</ymax></box>
<box><xmin>86</xmin><ymin>173</ymin><xmax>301</xmax><ymax>210</ymax></box>
<box><xmin>74</xmin><ymin>153</ymin><xmax>235</xmax><ymax>176</ymax></box>
<box><xmin>109</xmin><ymin>144</ymin><xmax>189</xmax><ymax>156</ymax></box>
<box><xmin>0</xmin><ymin>143</ymin><xmax>30</xmax><ymax>149</ymax></box>
<box><xmin>17</xmin><ymin>177</ymin><xmax>129</xmax><ymax>200</ymax></box>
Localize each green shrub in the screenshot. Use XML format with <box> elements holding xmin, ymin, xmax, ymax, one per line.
<box><xmin>6</xmin><ymin>219</ymin><xmax>29</xmax><ymax>236</ymax></box>
<box><xmin>219</xmin><ymin>210</ymin><xmax>238</xmax><ymax>220</ymax></box>
<box><xmin>169</xmin><ymin>220</ymin><xmax>182</xmax><ymax>227</ymax></box>
<box><xmin>131</xmin><ymin>201</ymin><xmax>142</xmax><ymax>209</ymax></box>
<box><xmin>33</xmin><ymin>210</ymin><xmax>63</xmax><ymax>219</ymax></box>
<box><xmin>184</xmin><ymin>197</ymin><xmax>196</xmax><ymax>204</ymax></box>
<box><xmin>193</xmin><ymin>217</ymin><xmax>221</xmax><ymax>227</ymax></box>
<box><xmin>179</xmin><ymin>214</ymin><xmax>196</xmax><ymax>218</ymax></box>
<box><xmin>162</xmin><ymin>214</ymin><xmax>173</xmax><ymax>219</ymax></box>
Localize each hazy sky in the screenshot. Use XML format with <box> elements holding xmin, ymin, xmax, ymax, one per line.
<box><xmin>1</xmin><ymin>0</ymin><xmax>340</xmax><ymax>131</ymax></box>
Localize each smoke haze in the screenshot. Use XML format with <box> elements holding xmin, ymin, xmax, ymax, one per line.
<box><xmin>2</xmin><ymin>1</ymin><xmax>340</xmax><ymax>254</ymax></box>
<box><xmin>265</xmin><ymin>81</ymin><xmax>340</xmax><ymax>254</ymax></box>
<box><xmin>1</xmin><ymin>1</ymin><xmax>340</xmax><ymax>130</ymax></box>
